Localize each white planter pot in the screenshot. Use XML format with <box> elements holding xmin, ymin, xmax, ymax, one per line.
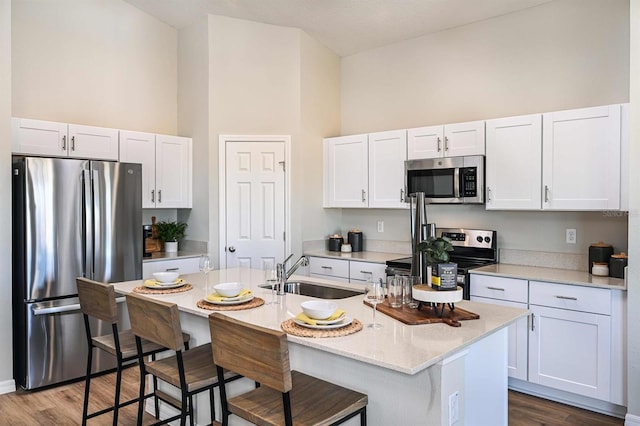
<box><xmin>164</xmin><ymin>241</ymin><xmax>178</xmax><ymax>253</ymax></box>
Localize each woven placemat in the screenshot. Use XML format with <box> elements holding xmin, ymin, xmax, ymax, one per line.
<box><xmin>133</xmin><ymin>284</ymin><xmax>193</xmax><ymax>295</ymax></box>
<box><xmin>196</xmin><ymin>297</ymin><xmax>265</xmax><ymax>311</ymax></box>
<box><xmin>281</xmin><ymin>318</ymin><xmax>363</xmax><ymax>338</ymax></box>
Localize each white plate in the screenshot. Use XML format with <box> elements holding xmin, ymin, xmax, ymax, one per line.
<box><xmin>144</xmin><ymin>280</ymin><xmax>186</xmax><ymax>289</ymax></box>
<box><xmin>205</xmin><ymin>294</ymin><xmax>254</xmax><ymax>305</ymax></box>
<box><xmin>293</xmin><ymin>316</ymin><xmax>353</xmax><ymax>330</ymax></box>
<box><xmin>301</xmin><ymin>313</ymin><xmax>346</xmax><ymax>325</ymax></box>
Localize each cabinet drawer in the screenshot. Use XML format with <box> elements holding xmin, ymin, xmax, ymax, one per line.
<box><xmin>142</xmin><ymin>257</ymin><xmax>200</xmax><ymax>279</ymax></box>
<box><xmin>470</xmin><ymin>274</ymin><xmax>528</xmax><ymax>303</ymax></box>
<box><xmin>529</xmin><ymin>281</ymin><xmax>611</xmax><ymax>315</ymax></box>
<box><xmin>350</xmin><ymin>260</ymin><xmax>386</xmax><ymax>283</ymax></box>
<box><xmin>308</xmin><ymin>257</ymin><xmax>349</xmax><ymax>279</ymax></box>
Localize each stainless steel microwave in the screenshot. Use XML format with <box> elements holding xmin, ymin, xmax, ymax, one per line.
<box><xmin>404</xmin><ymin>155</ymin><xmax>485</xmax><ymax>204</ymax></box>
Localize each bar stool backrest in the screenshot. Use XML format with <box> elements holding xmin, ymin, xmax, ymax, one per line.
<box><xmin>125</xmin><ymin>292</ymin><xmax>185</xmax><ymax>352</ymax></box>
<box><xmin>77</xmin><ymin>277</ymin><xmax>118</xmax><ymax>324</ymax></box>
<box><xmin>209</xmin><ymin>313</ymin><xmax>292</xmax><ymax>393</ymax></box>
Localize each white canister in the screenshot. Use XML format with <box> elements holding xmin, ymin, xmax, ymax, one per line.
<box><xmin>591</xmin><ymin>262</ymin><xmax>609</xmax><ymax>276</ymax></box>
<box><xmin>341</xmin><ymin>243</ymin><xmax>352</xmax><ymax>253</ymax></box>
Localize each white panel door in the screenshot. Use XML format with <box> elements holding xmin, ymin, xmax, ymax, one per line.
<box><xmin>407</xmin><ymin>125</ymin><xmax>444</xmax><ymax>159</ymax></box>
<box><xmin>542</xmin><ymin>105</ymin><xmax>621</xmax><ymax>210</ymax></box>
<box><xmin>156</xmin><ymin>135</ymin><xmax>192</xmax><ymax>208</ymax></box>
<box><xmin>368</xmin><ymin>129</ymin><xmax>407</xmax><ymax>208</ymax></box>
<box><xmin>68</xmin><ymin>124</ymin><xmax>119</xmax><ymax>160</ymax></box>
<box><xmin>119</xmin><ymin>130</ymin><xmax>157</xmax><ymax>208</ymax></box>
<box><xmin>485</xmin><ymin>114</ymin><xmax>542</xmax><ymax>210</ymax></box>
<box><xmin>444</xmin><ymin>120</ymin><xmax>485</xmax><ymax>157</ymax></box>
<box><xmin>226</xmin><ymin>141</ymin><xmax>286</xmax><ymax>269</ymax></box>
<box><xmin>12</xmin><ymin>118</ymin><xmax>68</xmax><ymax>156</ymax></box>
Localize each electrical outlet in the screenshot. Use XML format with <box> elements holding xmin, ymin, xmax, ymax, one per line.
<box><xmin>566</xmin><ymin>228</ymin><xmax>577</xmax><ymax>244</ymax></box>
<box><xmin>377</xmin><ymin>221</ymin><xmax>384</xmax><ymax>233</ymax></box>
<box><xmin>449</xmin><ymin>390</ymin><xmax>459</xmax><ymax>425</ymax></box>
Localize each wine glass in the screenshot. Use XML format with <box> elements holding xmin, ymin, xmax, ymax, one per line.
<box><xmin>264</xmin><ymin>265</ymin><xmax>279</xmax><ymax>305</ymax></box>
<box><xmin>199</xmin><ymin>254</ymin><xmax>212</xmax><ymax>294</ymax></box>
<box><xmin>364</xmin><ymin>278</ymin><xmax>385</xmax><ymax>329</ymax></box>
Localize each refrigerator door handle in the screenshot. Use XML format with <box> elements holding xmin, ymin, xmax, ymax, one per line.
<box><xmin>32</xmin><ymin>296</ymin><xmax>126</xmax><ymax>316</ymax></box>
<box><xmin>83</xmin><ymin>169</ymin><xmax>94</xmax><ymax>279</ymax></box>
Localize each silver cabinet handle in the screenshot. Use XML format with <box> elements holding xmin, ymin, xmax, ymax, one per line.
<box><xmin>228</xmin><ymin>246</ymin><xmax>236</xmax><ymax>253</ymax></box>
<box><xmin>437</xmin><ymin>137</ymin><xmax>442</xmax><ymax>152</ymax></box>
<box><xmin>531</xmin><ymin>313</ymin><xmax>535</xmax><ymax>331</ymax></box>
<box><xmin>544</xmin><ymin>185</ymin><xmax>550</xmax><ymax>203</ymax></box>
<box><xmin>158</xmin><ymin>190</ymin><xmax>162</xmax><ymax>203</ymax></box>
<box><xmin>555</xmin><ymin>295</ymin><xmax>578</xmax><ymax>301</ymax></box>
<box><xmin>400</xmin><ymin>188</ymin><xmax>404</xmax><ymax>202</ymax></box>
<box><xmin>487</xmin><ymin>186</ymin><xmax>492</xmax><ymax>202</ymax></box>
<box><xmin>361</xmin><ymin>189</ymin><xmax>366</xmax><ymax>203</ymax></box>
<box><xmin>321</xmin><ymin>266</ymin><xmax>333</xmax><ymax>270</ymax></box>
<box><xmin>71</xmin><ymin>135</ymin><xmax>75</xmax><ymax>151</ymax></box>
<box><xmin>486</xmin><ymin>286</ymin><xmax>505</xmax><ymax>291</ymax></box>
<box><xmin>360</xmin><ymin>270</ymin><xmax>373</xmax><ymax>275</ymax></box>
<box><xmin>151</xmin><ymin>189</ymin><xmax>155</xmax><ymax>203</ymax></box>
<box><xmin>61</xmin><ymin>135</ymin><xmax>66</xmax><ymax>151</ymax></box>
<box><xmin>444</xmin><ymin>136</ymin><xmax>449</xmax><ymax>152</ymax></box>
<box><xmin>165</xmin><ymin>267</ymin><xmax>179</xmax><ymax>272</ymax></box>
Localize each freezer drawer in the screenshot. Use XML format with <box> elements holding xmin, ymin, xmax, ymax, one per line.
<box><xmin>16</xmin><ymin>297</ymin><xmax>128</xmax><ymax>390</ymax></box>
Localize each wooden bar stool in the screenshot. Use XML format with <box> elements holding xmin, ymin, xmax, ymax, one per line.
<box><xmin>126</xmin><ymin>292</ymin><xmax>242</xmax><ymax>426</ymax></box>
<box><xmin>77</xmin><ymin>278</ymin><xmax>191</xmax><ymax>424</ymax></box>
<box><xmin>208</xmin><ymin>312</ymin><xmax>368</xmax><ymax>426</ymax></box>
<box><xmin>77</xmin><ymin>277</ymin><xmax>191</xmax><ymax>425</ymax></box>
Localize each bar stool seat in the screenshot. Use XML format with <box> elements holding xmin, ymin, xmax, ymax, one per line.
<box><xmin>209</xmin><ymin>312</ymin><xmax>368</xmax><ymax>426</ymax></box>
<box><xmin>76</xmin><ymin>277</ymin><xmax>190</xmax><ymax>426</ymax></box>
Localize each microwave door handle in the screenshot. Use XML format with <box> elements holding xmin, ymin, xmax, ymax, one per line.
<box><xmin>454</xmin><ymin>168</ymin><xmax>461</xmax><ymax>198</ymax></box>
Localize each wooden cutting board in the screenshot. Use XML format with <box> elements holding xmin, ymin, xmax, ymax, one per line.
<box><xmin>363</xmin><ymin>299</ymin><xmax>479</xmax><ymax>327</ymax></box>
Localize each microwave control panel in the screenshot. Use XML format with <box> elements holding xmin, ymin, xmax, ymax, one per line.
<box><xmin>460</xmin><ymin>167</ymin><xmax>477</xmax><ymax>197</ymax></box>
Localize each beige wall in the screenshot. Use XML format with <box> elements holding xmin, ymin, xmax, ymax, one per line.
<box><xmin>627</xmin><ymin>1</ymin><xmax>639</xmax><ymax>422</ymax></box>
<box><xmin>1</xmin><ymin>0</ymin><xmax>12</xmax><ymax>386</ymax></box>
<box><xmin>339</xmin><ymin>0</ymin><xmax>630</xmax><ymax>256</ymax></box>
<box><xmin>11</xmin><ymin>0</ymin><xmax>178</xmax><ymax>134</ymax></box>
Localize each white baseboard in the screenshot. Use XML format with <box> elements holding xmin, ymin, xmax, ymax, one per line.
<box><xmin>626</xmin><ymin>413</ymin><xmax>640</xmax><ymax>426</ymax></box>
<box><xmin>0</xmin><ymin>379</ymin><xmax>16</xmax><ymax>395</ymax></box>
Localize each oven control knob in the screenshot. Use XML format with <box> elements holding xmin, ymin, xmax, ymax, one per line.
<box><xmin>476</xmin><ymin>236</ymin><xmax>483</xmax><ymax>243</ymax></box>
<box><xmin>484</xmin><ymin>236</ymin><xmax>491</xmax><ymax>243</ymax></box>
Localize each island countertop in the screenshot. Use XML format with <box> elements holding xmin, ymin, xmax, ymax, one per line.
<box><xmin>113</xmin><ymin>268</ymin><xmax>528</xmax><ymax>376</ymax></box>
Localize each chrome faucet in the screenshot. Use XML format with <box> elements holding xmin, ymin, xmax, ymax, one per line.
<box><xmin>276</xmin><ymin>254</ymin><xmax>309</xmax><ymax>295</ymax></box>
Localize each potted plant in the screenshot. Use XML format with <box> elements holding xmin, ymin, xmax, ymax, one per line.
<box><xmin>416</xmin><ymin>236</ymin><xmax>455</xmax><ymax>290</ymax></box>
<box><xmin>155</xmin><ymin>221</ymin><xmax>188</xmax><ymax>253</ymax></box>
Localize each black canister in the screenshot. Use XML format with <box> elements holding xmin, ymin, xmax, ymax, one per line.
<box><xmin>609</xmin><ymin>253</ymin><xmax>628</xmax><ymax>278</ymax></box>
<box><xmin>328</xmin><ymin>235</ymin><xmax>343</xmax><ymax>252</ymax></box>
<box><xmin>348</xmin><ymin>230</ymin><xmax>363</xmax><ymax>252</ymax></box>
<box><xmin>588</xmin><ymin>242</ymin><xmax>613</xmax><ymax>274</ymax></box>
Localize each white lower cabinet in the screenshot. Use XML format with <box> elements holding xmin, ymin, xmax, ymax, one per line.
<box><xmin>528</xmin><ymin>281</ymin><xmax>612</xmax><ymax>401</ymax></box>
<box><xmin>142</xmin><ymin>257</ymin><xmax>200</xmax><ymax>279</ymax></box>
<box><xmin>308</xmin><ymin>256</ymin><xmax>386</xmax><ymax>284</ymax></box>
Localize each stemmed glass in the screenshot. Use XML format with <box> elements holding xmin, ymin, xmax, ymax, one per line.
<box><xmin>364</xmin><ymin>278</ymin><xmax>385</xmax><ymax>329</ymax></box>
<box><xmin>264</xmin><ymin>265</ymin><xmax>279</xmax><ymax>305</ymax></box>
<box><xmin>199</xmin><ymin>254</ymin><xmax>212</xmax><ymax>294</ymax></box>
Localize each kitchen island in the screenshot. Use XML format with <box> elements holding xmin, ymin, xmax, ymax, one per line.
<box><xmin>113</xmin><ymin>268</ymin><xmax>528</xmax><ymax>425</ymax></box>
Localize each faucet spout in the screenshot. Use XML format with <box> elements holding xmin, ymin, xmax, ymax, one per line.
<box><xmin>286</xmin><ymin>255</ymin><xmax>309</xmax><ymax>280</ymax></box>
<box><xmin>275</xmin><ymin>255</ymin><xmax>309</xmax><ymax>295</ymax></box>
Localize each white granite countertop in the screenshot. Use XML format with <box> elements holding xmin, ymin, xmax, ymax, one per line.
<box><xmin>304</xmin><ymin>250</ymin><xmax>407</xmax><ymax>264</ymax></box>
<box><xmin>470</xmin><ymin>264</ymin><xmax>626</xmax><ymax>290</ymax></box>
<box><xmin>113</xmin><ymin>268</ymin><xmax>527</xmax><ymax>375</ymax></box>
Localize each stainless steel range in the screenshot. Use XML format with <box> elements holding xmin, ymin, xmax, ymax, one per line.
<box><xmin>386</xmin><ymin>228</ymin><xmax>497</xmax><ymax>300</ymax></box>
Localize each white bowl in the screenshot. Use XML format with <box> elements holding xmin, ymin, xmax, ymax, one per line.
<box><xmin>153</xmin><ymin>271</ymin><xmax>179</xmax><ymax>283</ymax></box>
<box><xmin>214</xmin><ymin>282</ymin><xmax>243</xmax><ymax>297</ymax></box>
<box><xmin>301</xmin><ymin>300</ymin><xmax>338</xmax><ymax>320</ymax></box>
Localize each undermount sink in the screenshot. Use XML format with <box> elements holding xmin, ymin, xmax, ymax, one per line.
<box><xmin>258</xmin><ymin>281</ymin><xmax>364</xmax><ymax>299</ymax></box>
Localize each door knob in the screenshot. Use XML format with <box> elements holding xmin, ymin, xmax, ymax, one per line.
<box><xmin>228</xmin><ymin>246</ymin><xmax>236</xmax><ymax>253</ymax></box>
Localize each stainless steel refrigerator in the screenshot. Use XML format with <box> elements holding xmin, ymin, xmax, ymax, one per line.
<box><xmin>12</xmin><ymin>156</ymin><xmax>142</xmax><ymax>390</ymax></box>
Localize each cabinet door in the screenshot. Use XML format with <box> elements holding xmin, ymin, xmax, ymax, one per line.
<box><xmin>349</xmin><ymin>260</ymin><xmax>386</xmax><ymax>284</ymax></box>
<box><xmin>324</xmin><ymin>135</ymin><xmax>368</xmax><ymax>207</ymax></box>
<box><xmin>142</xmin><ymin>257</ymin><xmax>200</xmax><ymax>279</ymax></box>
<box><xmin>528</xmin><ymin>305</ymin><xmax>611</xmax><ymax>401</ymax></box>
<box><xmin>444</xmin><ymin>120</ymin><xmax>485</xmax><ymax>157</ymax></box>
<box><xmin>485</xmin><ymin>114</ymin><xmax>542</xmax><ymax>210</ymax></box>
<box><xmin>308</xmin><ymin>257</ymin><xmax>350</xmax><ymax>279</ymax></box>
<box><xmin>368</xmin><ymin>130</ymin><xmax>407</xmax><ymax>208</ymax></box>
<box><xmin>68</xmin><ymin>124</ymin><xmax>119</xmax><ymax>160</ymax></box>
<box><xmin>407</xmin><ymin>125</ymin><xmax>444</xmax><ymax>159</ymax></box>
<box><xmin>155</xmin><ymin>135</ymin><xmax>193</xmax><ymax>208</ymax></box>
<box><xmin>471</xmin><ymin>296</ymin><xmax>528</xmax><ymax>381</ymax></box>
<box><xmin>542</xmin><ymin>105</ymin><xmax>621</xmax><ymax>210</ymax></box>
<box><xmin>620</xmin><ymin>103</ymin><xmax>629</xmax><ymax>211</ymax></box>
<box><xmin>12</xmin><ymin>118</ymin><xmax>68</xmax><ymax>156</ymax></box>
<box><xmin>119</xmin><ymin>130</ymin><xmax>157</xmax><ymax>208</ymax></box>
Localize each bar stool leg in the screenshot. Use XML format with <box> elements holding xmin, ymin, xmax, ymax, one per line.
<box><xmin>112</xmin><ymin>355</ymin><xmax>123</xmax><ymax>426</ymax></box>
<box><xmin>81</xmin><ymin>345</ymin><xmax>93</xmax><ymax>426</ymax></box>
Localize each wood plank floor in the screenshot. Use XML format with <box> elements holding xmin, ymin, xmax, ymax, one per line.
<box><xmin>0</xmin><ymin>367</ymin><xmax>626</xmax><ymax>425</ymax></box>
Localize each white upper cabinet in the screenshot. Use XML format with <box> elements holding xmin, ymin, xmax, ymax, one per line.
<box><xmin>542</xmin><ymin>105</ymin><xmax>621</xmax><ymax>210</ymax></box>
<box><xmin>12</xmin><ymin>118</ymin><xmax>119</xmax><ymax>160</ymax></box>
<box><xmin>485</xmin><ymin>114</ymin><xmax>542</xmax><ymax>210</ymax></box>
<box><xmin>407</xmin><ymin>120</ymin><xmax>485</xmax><ymax>160</ymax></box>
<box><xmin>120</xmin><ymin>131</ymin><xmax>192</xmax><ymax>208</ymax></box>
<box><xmin>620</xmin><ymin>103</ymin><xmax>629</xmax><ymax>211</ymax></box>
<box><xmin>368</xmin><ymin>130</ymin><xmax>408</xmax><ymax>208</ymax></box>
<box><xmin>324</xmin><ymin>134</ymin><xmax>369</xmax><ymax>208</ymax></box>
